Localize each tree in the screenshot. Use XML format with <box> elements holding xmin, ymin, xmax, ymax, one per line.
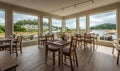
<box><xmin>90</xmin><ymin>23</ymin><xmax>116</xmax><ymax>30</ymax></box>
<box><xmin>0</xmin><ymin>25</ymin><xmax>5</xmax><ymax>33</ymax></box>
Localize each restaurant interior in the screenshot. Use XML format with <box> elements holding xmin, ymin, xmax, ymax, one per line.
<box><xmin>0</xmin><ymin>0</ymin><xmax>120</xmax><ymax>71</ymax></box>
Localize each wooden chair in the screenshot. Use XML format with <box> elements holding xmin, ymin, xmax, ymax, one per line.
<box><xmin>0</xmin><ymin>40</ymin><xmax>11</xmax><ymax>51</ymax></box>
<box><xmin>76</xmin><ymin>34</ymin><xmax>82</xmax><ymax>48</ymax></box>
<box><xmin>45</xmin><ymin>34</ymin><xmax>60</xmax><ymax>65</ymax></box>
<box><xmin>38</xmin><ymin>35</ymin><xmax>45</xmax><ymax>48</ymax></box>
<box><xmin>57</xmin><ymin>32</ymin><xmax>62</xmax><ymax>39</ymax></box>
<box><xmin>12</xmin><ymin>36</ymin><xmax>23</xmax><ymax>56</ymax></box>
<box><xmin>112</xmin><ymin>43</ymin><xmax>120</xmax><ymax>64</ymax></box>
<box><xmin>94</xmin><ymin>34</ymin><xmax>99</xmax><ymax>49</ymax></box>
<box><xmin>84</xmin><ymin>33</ymin><xmax>93</xmax><ymax>49</ymax></box>
<box><xmin>62</xmin><ymin>36</ymin><xmax>78</xmax><ymax>71</ymax></box>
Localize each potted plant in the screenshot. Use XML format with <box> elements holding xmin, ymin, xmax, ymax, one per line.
<box><xmin>13</xmin><ymin>34</ymin><xmax>16</xmax><ymax>38</ymax></box>
<box><xmin>61</xmin><ymin>32</ymin><xmax>67</xmax><ymax>41</ymax></box>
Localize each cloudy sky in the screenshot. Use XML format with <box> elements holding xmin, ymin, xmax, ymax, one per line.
<box><xmin>66</xmin><ymin>10</ymin><xmax>116</xmax><ymax>29</ymax></box>
<box><xmin>43</xmin><ymin>18</ymin><xmax>62</xmax><ymax>27</ymax></box>
<box><xmin>0</xmin><ymin>10</ymin><xmax>116</xmax><ymax>29</ymax></box>
<box><xmin>13</xmin><ymin>13</ymin><xmax>38</xmax><ymax>23</ymax></box>
<box><xmin>0</xmin><ymin>11</ymin><xmax>5</xmax><ymax>24</ymax></box>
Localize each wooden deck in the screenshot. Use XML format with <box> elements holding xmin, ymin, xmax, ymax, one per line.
<box><xmin>14</xmin><ymin>45</ymin><xmax>120</xmax><ymax>71</ymax></box>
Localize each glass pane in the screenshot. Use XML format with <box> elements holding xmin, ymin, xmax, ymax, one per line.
<box><xmin>90</xmin><ymin>10</ymin><xmax>116</xmax><ymax>41</ymax></box>
<box><xmin>52</xmin><ymin>19</ymin><xmax>62</xmax><ymax>38</ymax></box>
<box><xmin>52</xmin><ymin>19</ymin><xmax>62</xmax><ymax>32</ymax></box>
<box><xmin>13</xmin><ymin>12</ymin><xmax>38</xmax><ymax>41</ymax></box>
<box><xmin>66</xmin><ymin>18</ymin><xmax>76</xmax><ymax>35</ymax></box>
<box><xmin>0</xmin><ymin>10</ymin><xmax>5</xmax><ymax>37</ymax></box>
<box><xmin>43</xmin><ymin>18</ymin><xmax>49</xmax><ymax>35</ymax></box>
<box><xmin>79</xmin><ymin>16</ymin><xmax>86</xmax><ymax>34</ymax></box>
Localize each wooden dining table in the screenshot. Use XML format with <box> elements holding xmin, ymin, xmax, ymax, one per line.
<box><xmin>46</xmin><ymin>40</ymin><xmax>71</xmax><ymax>68</ymax></box>
<box><xmin>0</xmin><ymin>38</ymin><xmax>16</xmax><ymax>54</ymax></box>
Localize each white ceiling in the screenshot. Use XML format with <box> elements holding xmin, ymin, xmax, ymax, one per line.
<box><xmin>0</xmin><ymin>0</ymin><xmax>120</xmax><ymax>16</ymax></box>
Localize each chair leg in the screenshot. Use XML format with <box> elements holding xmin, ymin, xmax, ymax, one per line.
<box><xmin>38</xmin><ymin>40</ymin><xmax>40</xmax><ymax>48</ymax></box>
<box><xmin>112</xmin><ymin>47</ymin><xmax>114</xmax><ymax>54</ymax></box>
<box><xmin>70</xmin><ymin>56</ymin><xmax>73</xmax><ymax>71</ymax></box>
<box><xmin>84</xmin><ymin>42</ymin><xmax>85</xmax><ymax>50</ymax></box>
<box><xmin>75</xmin><ymin>51</ymin><xmax>78</xmax><ymax>67</ymax></box>
<box><xmin>64</xmin><ymin>55</ymin><xmax>66</xmax><ymax>62</ymax></box>
<box><xmin>15</xmin><ymin>47</ymin><xmax>18</xmax><ymax>57</ymax></box>
<box><xmin>45</xmin><ymin>47</ymin><xmax>48</xmax><ymax>64</ymax></box>
<box><xmin>53</xmin><ymin>52</ymin><xmax>55</xmax><ymax>65</ymax></box>
<box><xmin>117</xmin><ymin>51</ymin><xmax>119</xmax><ymax>65</ymax></box>
<box><xmin>20</xmin><ymin>46</ymin><xmax>22</xmax><ymax>54</ymax></box>
<box><xmin>80</xmin><ymin>41</ymin><xmax>82</xmax><ymax>48</ymax></box>
<box><xmin>58</xmin><ymin>51</ymin><xmax>60</xmax><ymax>66</ymax></box>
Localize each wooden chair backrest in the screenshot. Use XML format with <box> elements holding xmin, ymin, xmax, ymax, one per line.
<box><xmin>16</xmin><ymin>36</ymin><xmax>23</xmax><ymax>47</ymax></box>
<box><xmin>76</xmin><ymin>34</ymin><xmax>82</xmax><ymax>40</ymax></box>
<box><xmin>45</xmin><ymin>34</ymin><xmax>54</xmax><ymax>42</ymax></box>
<box><xmin>57</xmin><ymin>32</ymin><xmax>62</xmax><ymax>38</ymax></box>
<box><xmin>84</xmin><ymin>33</ymin><xmax>91</xmax><ymax>39</ymax></box>
<box><xmin>38</xmin><ymin>35</ymin><xmax>45</xmax><ymax>40</ymax></box>
<box><xmin>69</xmin><ymin>36</ymin><xmax>77</xmax><ymax>53</ymax></box>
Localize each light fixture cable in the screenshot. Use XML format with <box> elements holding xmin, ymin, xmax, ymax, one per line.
<box><xmin>50</xmin><ymin>0</ymin><xmax>94</xmax><ymax>13</ymax></box>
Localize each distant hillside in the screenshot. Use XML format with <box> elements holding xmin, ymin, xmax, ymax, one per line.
<box><xmin>90</xmin><ymin>23</ymin><xmax>116</xmax><ymax>30</ymax></box>
<box><xmin>14</xmin><ymin>20</ymin><xmax>38</xmax><ymax>25</ymax></box>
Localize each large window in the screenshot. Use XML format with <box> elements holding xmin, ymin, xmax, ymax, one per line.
<box><xmin>52</xmin><ymin>19</ymin><xmax>62</xmax><ymax>38</ymax></box>
<box><xmin>13</xmin><ymin>12</ymin><xmax>38</xmax><ymax>41</ymax></box>
<box><xmin>66</xmin><ymin>18</ymin><xmax>76</xmax><ymax>35</ymax></box>
<box><xmin>89</xmin><ymin>10</ymin><xmax>116</xmax><ymax>41</ymax></box>
<box><xmin>52</xmin><ymin>19</ymin><xmax>62</xmax><ymax>33</ymax></box>
<box><xmin>43</xmin><ymin>17</ymin><xmax>49</xmax><ymax>35</ymax></box>
<box><xmin>0</xmin><ymin>10</ymin><xmax>5</xmax><ymax>37</ymax></box>
<box><xmin>79</xmin><ymin>16</ymin><xmax>86</xmax><ymax>34</ymax></box>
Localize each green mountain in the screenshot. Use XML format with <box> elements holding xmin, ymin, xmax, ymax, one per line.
<box><xmin>90</xmin><ymin>23</ymin><xmax>116</xmax><ymax>30</ymax></box>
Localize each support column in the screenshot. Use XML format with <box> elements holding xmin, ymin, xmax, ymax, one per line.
<box><xmin>117</xmin><ymin>8</ymin><xmax>120</xmax><ymax>42</ymax></box>
<box><xmin>62</xmin><ymin>17</ymin><xmax>66</xmax><ymax>32</ymax></box>
<box><xmin>5</xmin><ymin>9</ymin><xmax>13</xmax><ymax>38</ymax></box>
<box><xmin>86</xmin><ymin>15</ymin><xmax>90</xmax><ymax>33</ymax></box>
<box><xmin>38</xmin><ymin>16</ymin><xmax>43</xmax><ymax>35</ymax></box>
<box><xmin>76</xmin><ymin>17</ymin><xmax>79</xmax><ymax>34</ymax></box>
<box><xmin>48</xmin><ymin>17</ymin><xmax>52</xmax><ymax>34</ymax></box>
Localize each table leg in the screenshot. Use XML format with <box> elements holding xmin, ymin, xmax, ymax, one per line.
<box><xmin>10</xmin><ymin>40</ymin><xmax>12</xmax><ymax>54</ymax></box>
<box><xmin>92</xmin><ymin>39</ymin><xmax>95</xmax><ymax>51</ymax></box>
<box><xmin>112</xmin><ymin>46</ymin><xmax>115</xmax><ymax>54</ymax></box>
<box><xmin>45</xmin><ymin>45</ymin><xmax>48</xmax><ymax>64</ymax></box>
<box><xmin>60</xmin><ymin>47</ymin><xmax>63</xmax><ymax>70</ymax></box>
<box><xmin>117</xmin><ymin>51</ymin><xmax>120</xmax><ymax>64</ymax></box>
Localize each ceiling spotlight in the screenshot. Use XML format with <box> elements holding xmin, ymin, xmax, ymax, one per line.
<box><xmin>52</xmin><ymin>11</ymin><xmax>55</xmax><ymax>13</ymax></box>
<box><xmin>74</xmin><ymin>4</ymin><xmax>77</xmax><ymax>8</ymax></box>
<box><xmin>91</xmin><ymin>0</ymin><xmax>94</xmax><ymax>3</ymax></box>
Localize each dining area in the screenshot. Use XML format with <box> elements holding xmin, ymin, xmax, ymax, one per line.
<box><xmin>0</xmin><ymin>32</ymin><xmax>119</xmax><ymax>71</ymax></box>
<box><xmin>0</xmin><ymin>35</ymin><xmax>23</xmax><ymax>71</ymax></box>
<box><xmin>0</xmin><ymin>0</ymin><xmax>120</xmax><ymax>71</ymax></box>
<box><xmin>38</xmin><ymin>32</ymin><xmax>99</xmax><ymax>71</ymax></box>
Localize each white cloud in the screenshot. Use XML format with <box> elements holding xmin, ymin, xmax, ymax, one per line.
<box><xmin>13</xmin><ymin>13</ymin><xmax>38</xmax><ymax>23</ymax></box>
<box><xmin>0</xmin><ymin>18</ymin><xmax>5</xmax><ymax>25</ymax></box>
<box><xmin>66</xmin><ymin>18</ymin><xmax>76</xmax><ymax>29</ymax></box>
<box><xmin>43</xmin><ymin>18</ymin><xmax>48</xmax><ymax>23</ymax></box>
<box><xmin>89</xmin><ymin>11</ymin><xmax>116</xmax><ymax>27</ymax></box>
<box><xmin>52</xmin><ymin>19</ymin><xmax>62</xmax><ymax>27</ymax></box>
<box><xmin>79</xmin><ymin>17</ymin><xmax>86</xmax><ymax>29</ymax></box>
